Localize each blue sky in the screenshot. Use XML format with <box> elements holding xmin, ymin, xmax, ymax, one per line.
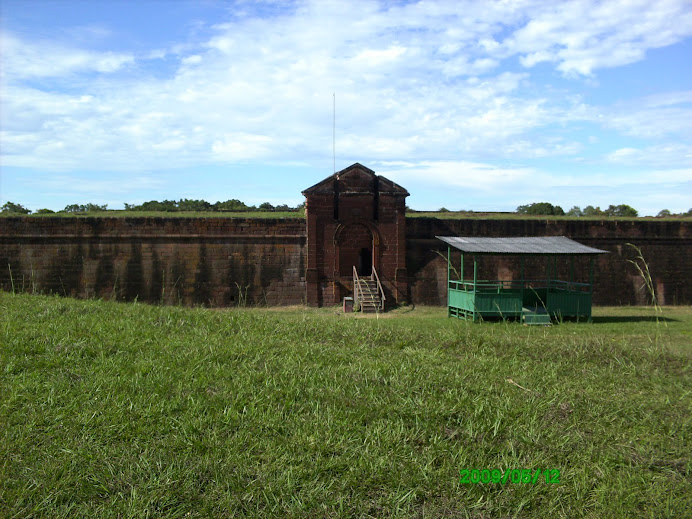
<box><xmin>1</xmin><ymin>0</ymin><xmax>691</xmax><ymax>215</ymax></box>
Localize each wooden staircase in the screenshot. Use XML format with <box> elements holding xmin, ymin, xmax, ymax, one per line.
<box><xmin>353</xmin><ymin>266</ymin><xmax>385</xmax><ymax>312</ymax></box>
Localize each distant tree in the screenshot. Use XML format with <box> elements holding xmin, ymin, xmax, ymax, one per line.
<box><xmin>566</xmin><ymin>206</ymin><xmax>583</xmax><ymax>217</ymax></box>
<box><xmin>62</xmin><ymin>204</ymin><xmax>83</xmax><ymax>213</ymax></box>
<box><xmin>177</xmin><ymin>199</ymin><xmax>212</xmax><ymax>212</ymax></box>
<box><xmin>123</xmin><ymin>198</ymin><xmax>300</xmax><ymax>213</ymax></box>
<box><xmin>582</xmin><ymin>205</ymin><xmax>602</xmax><ymax>216</ymax></box>
<box><xmin>438</xmin><ymin>207</ymin><xmax>450</xmax><ymax>212</ymax></box>
<box><xmin>62</xmin><ymin>203</ymin><xmax>107</xmax><ymax>213</ymax></box>
<box><xmin>516</xmin><ymin>202</ymin><xmax>564</xmax><ymax>216</ymax></box>
<box><xmin>684</xmin><ymin>208</ymin><xmax>692</xmax><ymax>217</ymax></box>
<box><xmin>36</xmin><ymin>208</ymin><xmax>55</xmax><ymax>214</ymax></box>
<box><xmin>156</xmin><ymin>200</ymin><xmax>178</xmax><ymax>211</ymax></box>
<box><xmin>1</xmin><ymin>201</ymin><xmax>31</xmax><ymax>214</ymax></box>
<box><xmin>604</xmin><ymin>204</ymin><xmax>638</xmax><ymax>217</ymax></box>
<box><xmin>135</xmin><ymin>200</ymin><xmax>177</xmax><ymax>211</ymax></box>
<box><xmin>213</xmin><ymin>199</ymin><xmax>250</xmax><ymax>212</ymax></box>
<box><xmin>656</xmin><ymin>209</ymin><xmax>672</xmax><ymax>218</ymax></box>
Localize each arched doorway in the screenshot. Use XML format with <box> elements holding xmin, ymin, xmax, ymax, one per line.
<box><xmin>358</xmin><ymin>247</ymin><xmax>372</xmax><ymax>276</ymax></box>
<box><xmin>337</xmin><ymin>223</ymin><xmax>374</xmax><ymax>277</ymax></box>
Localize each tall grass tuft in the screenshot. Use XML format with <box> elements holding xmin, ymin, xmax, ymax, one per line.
<box><xmin>7</xmin><ymin>263</ymin><xmax>15</xmax><ymax>294</ymax></box>
<box><xmin>235</xmin><ymin>282</ymin><xmax>250</xmax><ymax>307</ymax></box>
<box><xmin>626</xmin><ymin>243</ymin><xmax>666</xmax><ymax>327</ymax></box>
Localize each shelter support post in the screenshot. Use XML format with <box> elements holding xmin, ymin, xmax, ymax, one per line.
<box><xmin>589</xmin><ymin>256</ymin><xmax>594</xmax><ymax>294</ymax></box>
<box><xmin>473</xmin><ymin>256</ymin><xmax>478</xmax><ymax>322</ymax></box>
<box><xmin>588</xmin><ymin>256</ymin><xmax>595</xmax><ymax>322</ymax></box>
<box><xmin>447</xmin><ymin>246</ymin><xmax>451</xmax><ymax>317</ymax></box>
<box><xmin>520</xmin><ymin>256</ymin><xmax>525</xmax><ymax>306</ymax></box>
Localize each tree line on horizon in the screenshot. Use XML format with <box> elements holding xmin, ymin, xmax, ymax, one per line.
<box><xmin>0</xmin><ymin>199</ymin><xmax>305</xmax><ymax>215</ymax></box>
<box><xmin>516</xmin><ymin>202</ymin><xmax>641</xmax><ymax>217</ymax></box>
<box><xmin>2</xmin><ymin>199</ymin><xmax>691</xmax><ymax>218</ymax></box>
<box><xmin>437</xmin><ymin>202</ymin><xmax>691</xmax><ymax>218</ymax></box>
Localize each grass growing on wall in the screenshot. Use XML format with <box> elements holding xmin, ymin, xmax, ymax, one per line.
<box><xmin>1</xmin><ymin>293</ymin><xmax>690</xmax><ymax>517</ymax></box>
<box><xmin>406</xmin><ymin>211</ymin><xmax>692</xmax><ymax>221</ymax></box>
<box><xmin>5</xmin><ymin>210</ymin><xmax>691</xmax><ymax>220</ymax></box>
<box><xmin>1</xmin><ymin>210</ymin><xmax>305</xmax><ymax>219</ymax></box>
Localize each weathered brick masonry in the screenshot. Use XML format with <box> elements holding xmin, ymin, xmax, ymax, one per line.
<box><xmin>1</xmin><ymin>215</ymin><xmax>689</xmax><ymax>307</ymax></box>
<box><xmin>0</xmin><ymin>217</ymin><xmax>306</xmax><ymax>306</ymax></box>
<box><xmin>0</xmin><ymin>164</ymin><xmax>690</xmax><ymax>307</ymax></box>
<box><xmin>302</xmin><ymin>163</ymin><xmax>409</xmax><ymax>307</ymax></box>
<box><xmin>407</xmin><ymin>217</ymin><xmax>691</xmax><ymax>306</ymax></box>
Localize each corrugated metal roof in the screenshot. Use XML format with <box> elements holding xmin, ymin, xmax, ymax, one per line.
<box><xmin>436</xmin><ymin>236</ymin><xmax>608</xmax><ymax>255</ymax></box>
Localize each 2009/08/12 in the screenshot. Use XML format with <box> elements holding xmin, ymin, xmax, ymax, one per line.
<box><xmin>459</xmin><ymin>469</ymin><xmax>560</xmax><ymax>485</ymax></box>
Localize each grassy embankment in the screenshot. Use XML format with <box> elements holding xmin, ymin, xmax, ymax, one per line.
<box><xmin>0</xmin><ymin>210</ymin><xmax>305</xmax><ymax>219</ymax></box>
<box><xmin>1</xmin><ymin>293</ymin><xmax>690</xmax><ymax>517</ymax></box>
<box><xmin>4</xmin><ymin>209</ymin><xmax>692</xmax><ymax>221</ymax></box>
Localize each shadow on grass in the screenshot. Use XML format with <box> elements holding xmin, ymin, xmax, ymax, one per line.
<box><xmin>592</xmin><ymin>315</ymin><xmax>679</xmax><ymax>324</ymax></box>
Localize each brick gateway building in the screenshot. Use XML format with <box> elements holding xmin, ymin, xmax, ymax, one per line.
<box><xmin>302</xmin><ymin>163</ymin><xmax>409</xmax><ymax>307</ymax></box>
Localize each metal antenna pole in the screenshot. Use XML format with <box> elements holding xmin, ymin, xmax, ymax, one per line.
<box><xmin>333</xmin><ymin>92</ymin><xmax>336</xmax><ymax>174</ymax></box>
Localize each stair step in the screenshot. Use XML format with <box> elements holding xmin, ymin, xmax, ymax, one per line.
<box><xmin>353</xmin><ymin>270</ymin><xmax>384</xmax><ymax>312</ymax></box>
<box><xmin>522</xmin><ymin>307</ymin><xmax>552</xmax><ymax>326</ymax></box>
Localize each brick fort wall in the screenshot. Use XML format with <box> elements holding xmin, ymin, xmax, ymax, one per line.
<box><xmin>0</xmin><ymin>216</ymin><xmax>689</xmax><ymax>306</ymax></box>
<box><xmin>0</xmin><ymin>217</ymin><xmax>306</xmax><ymax>306</ymax></box>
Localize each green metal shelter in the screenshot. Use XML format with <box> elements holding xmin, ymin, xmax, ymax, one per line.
<box><xmin>437</xmin><ymin>236</ymin><xmax>608</xmax><ymax>324</ymax></box>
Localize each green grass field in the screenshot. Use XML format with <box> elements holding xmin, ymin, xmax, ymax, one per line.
<box><xmin>1</xmin><ymin>293</ymin><xmax>690</xmax><ymax>517</ymax></box>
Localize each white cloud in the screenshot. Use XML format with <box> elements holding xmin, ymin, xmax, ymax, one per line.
<box><xmin>382</xmin><ymin>159</ymin><xmax>692</xmax><ymax>191</ymax></box>
<box><xmin>352</xmin><ymin>46</ymin><xmax>407</xmax><ymax>66</ymax></box>
<box><xmin>603</xmin><ymin>92</ymin><xmax>692</xmax><ymax>139</ymax></box>
<box><xmin>381</xmin><ymin>160</ymin><xmax>536</xmax><ymax>192</ymax></box>
<box><xmin>181</xmin><ymin>54</ymin><xmax>202</xmax><ymax>66</ymax></box>
<box><xmin>0</xmin><ymin>32</ymin><xmax>134</xmax><ymax>79</ymax></box>
<box><xmin>607</xmin><ymin>147</ymin><xmax>641</xmax><ymax>162</ymax></box>
<box><xmin>378</xmin><ymin>159</ymin><xmax>691</xmax><ymax>215</ymax></box>
<box><xmin>212</xmin><ymin>133</ymin><xmax>274</xmax><ymax>161</ymax></box>
<box><xmin>503</xmin><ymin>0</ymin><xmax>692</xmax><ymax>76</ymax></box>
<box><xmin>1</xmin><ymin>0</ymin><xmax>691</xmax><ymax>192</ymax></box>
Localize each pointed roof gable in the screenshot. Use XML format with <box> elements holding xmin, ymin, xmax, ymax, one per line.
<box><xmin>377</xmin><ymin>175</ymin><xmax>409</xmax><ymax>196</ymax></box>
<box><xmin>302</xmin><ymin>163</ymin><xmax>409</xmax><ymax>197</ymax></box>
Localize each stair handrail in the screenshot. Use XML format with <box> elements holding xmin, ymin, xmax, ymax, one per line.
<box><xmin>353</xmin><ymin>266</ymin><xmax>362</xmax><ymax>309</ymax></box>
<box><xmin>371</xmin><ymin>266</ymin><xmax>386</xmax><ymax>310</ymax></box>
